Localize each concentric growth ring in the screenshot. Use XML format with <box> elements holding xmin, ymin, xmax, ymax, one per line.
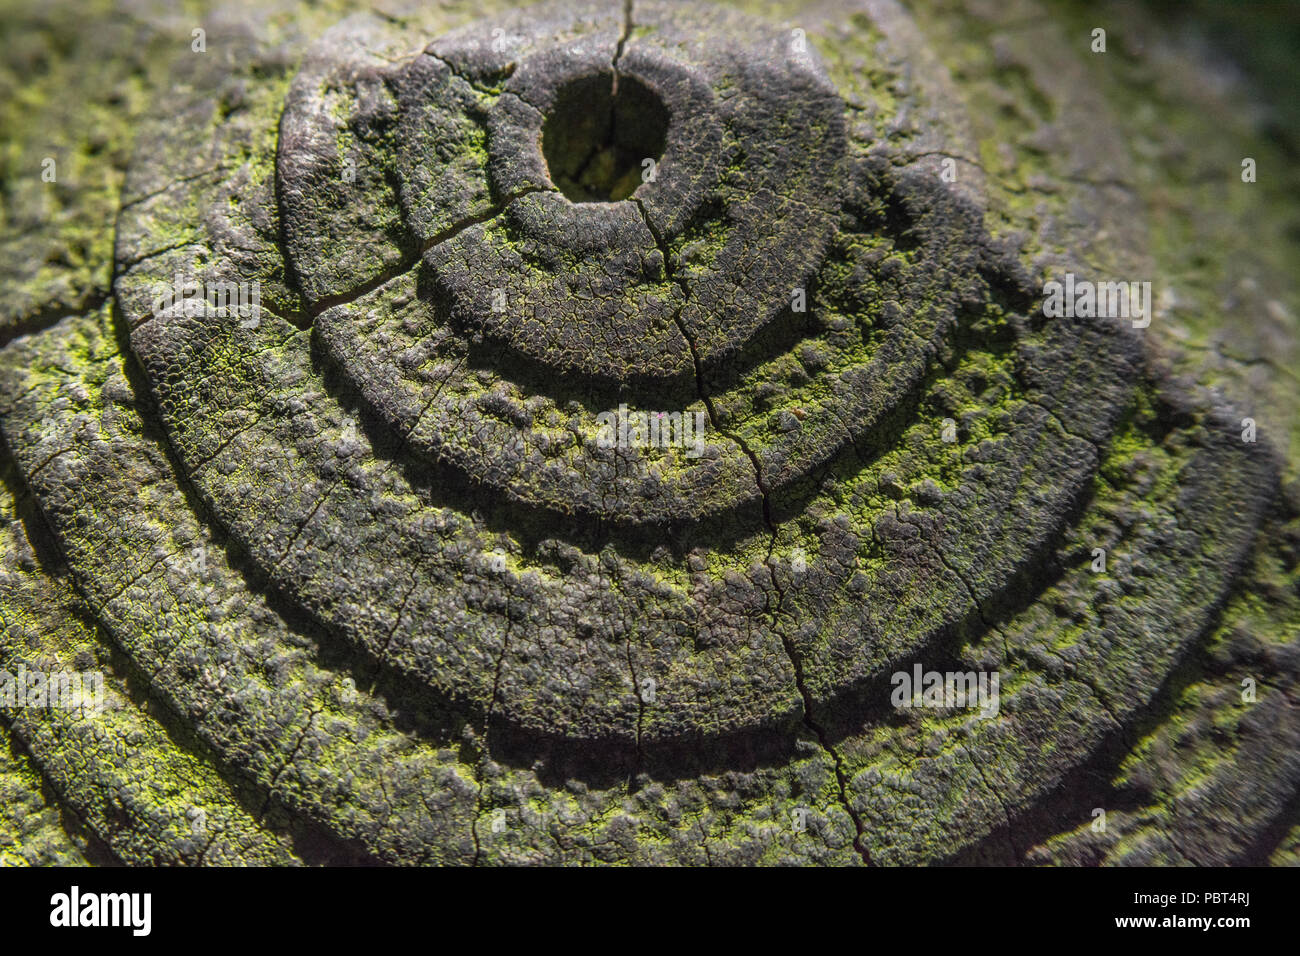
<box><xmin>109</xmin><ymin>0</ymin><xmax>1145</xmax><ymax>746</ymax></box>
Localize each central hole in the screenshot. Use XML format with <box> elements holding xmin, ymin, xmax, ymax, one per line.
<box><xmin>541</xmin><ymin>73</ymin><xmax>669</xmax><ymax>203</ymax></box>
